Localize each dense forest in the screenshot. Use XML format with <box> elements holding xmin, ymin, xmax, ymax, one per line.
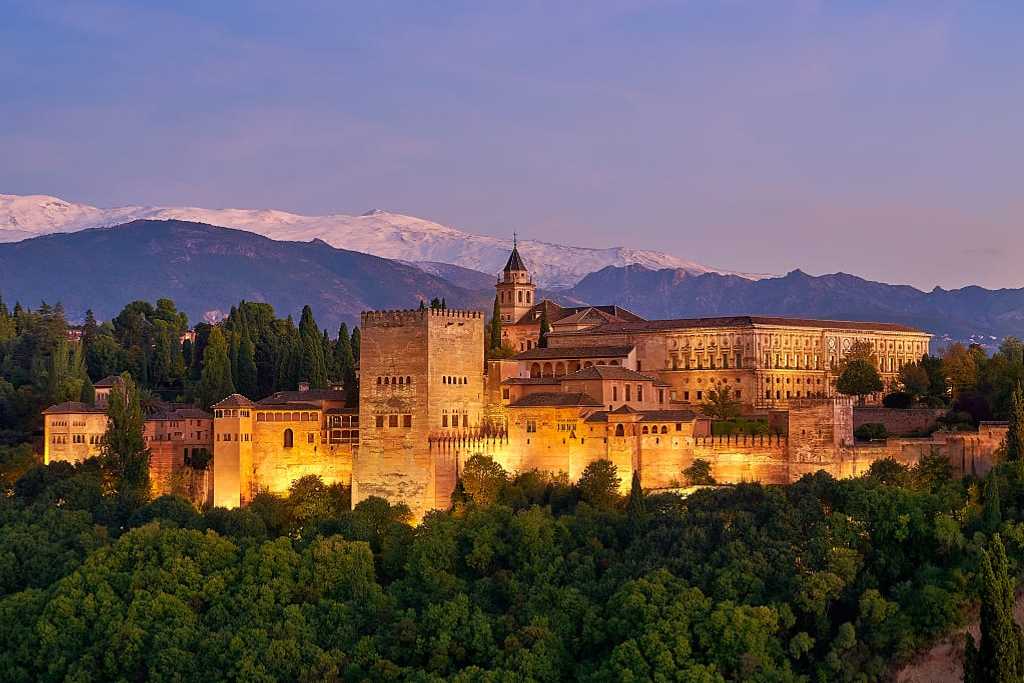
<box><xmin>0</xmin><ymin>297</ymin><xmax>359</xmax><ymax>444</ymax></box>
<box><xmin>6</xmin><ymin>297</ymin><xmax>1024</xmax><ymax>679</ymax></box>
<box><xmin>3</xmin><ymin>422</ymin><xmax>1024</xmax><ymax>680</ymax></box>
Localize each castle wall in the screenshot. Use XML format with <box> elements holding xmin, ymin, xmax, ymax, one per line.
<box><xmin>854</xmin><ymin>407</ymin><xmax>947</xmax><ymax>436</ymax></box>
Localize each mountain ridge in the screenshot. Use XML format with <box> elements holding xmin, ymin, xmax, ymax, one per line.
<box><xmin>0</xmin><ymin>193</ymin><xmax>765</xmax><ymax>288</ymax></box>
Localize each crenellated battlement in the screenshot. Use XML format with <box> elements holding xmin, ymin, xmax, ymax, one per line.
<box><xmin>361</xmin><ymin>308</ymin><xmax>484</xmax><ymax>326</ymax></box>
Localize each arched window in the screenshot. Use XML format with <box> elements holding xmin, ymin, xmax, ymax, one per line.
<box><xmin>406</xmin><ymin>376</ymin><xmax>411</xmax><ymax>384</ymax></box>
<box><xmin>660</xmin><ymin>425</ymin><xmax>668</xmax><ymax>434</ymax></box>
<box><xmin>377</xmin><ymin>377</ymin><xmax>382</xmax><ymax>385</ymax></box>
<box><xmin>642</xmin><ymin>426</ymin><xmax>649</xmax><ymax>434</ymax></box>
<box><xmin>615</xmin><ymin>424</ymin><xmax>625</xmax><ymax>437</ymax></box>
<box><xmin>283</xmin><ymin>428</ymin><xmax>294</xmax><ymax>448</ymax></box>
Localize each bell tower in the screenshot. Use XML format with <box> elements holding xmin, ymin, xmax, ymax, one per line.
<box><xmin>495</xmin><ymin>234</ymin><xmax>535</xmax><ymax>324</ymax></box>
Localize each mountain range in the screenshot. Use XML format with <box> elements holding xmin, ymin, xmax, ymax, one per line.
<box><xmin>0</xmin><ymin>220</ymin><xmax>491</xmax><ymax>330</ymax></box>
<box><xmin>0</xmin><ymin>217</ymin><xmax>1022</xmax><ymax>346</ymax></box>
<box><xmin>0</xmin><ymin>193</ymin><xmax>762</xmax><ymax>288</ymax></box>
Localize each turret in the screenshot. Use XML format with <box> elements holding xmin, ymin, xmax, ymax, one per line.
<box><xmin>496</xmin><ymin>236</ymin><xmax>536</xmax><ymax>324</ymax></box>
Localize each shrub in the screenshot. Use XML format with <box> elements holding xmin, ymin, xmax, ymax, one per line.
<box><xmin>854</xmin><ymin>423</ymin><xmax>888</xmax><ymax>441</ymax></box>
<box><xmin>882</xmin><ymin>392</ymin><xmax>914</xmax><ymax>409</ymax></box>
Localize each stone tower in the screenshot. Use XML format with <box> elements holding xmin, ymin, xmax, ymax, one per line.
<box><xmin>353</xmin><ymin>307</ymin><xmax>485</xmax><ymax>520</ymax></box>
<box><xmin>495</xmin><ymin>237</ymin><xmax>535</xmax><ymax>324</ymax></box>
<box><xmin>211</xmin><ymin>394</ymin><xmax>255</xmax><ymax>509</ymax></box>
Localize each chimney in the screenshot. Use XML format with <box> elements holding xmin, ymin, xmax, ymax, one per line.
<box><xmin>298</xmin><ymin>381</ymin><xmax>310</xmax><ymax>392</ymax></box>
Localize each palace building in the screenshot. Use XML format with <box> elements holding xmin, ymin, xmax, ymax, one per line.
<box><xmin>47</xmin><ymin>243</ymin><xmax>996</xmax><ymax>523</ymax></box>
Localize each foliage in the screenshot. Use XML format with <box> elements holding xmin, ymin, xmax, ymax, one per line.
<box><xmin>197</xmin><ymin>326</ymin><xmax>235</xmax><ymax>408</ymax></box>
<box><xmin>682</xmin><ymin>458</ymin><xmax>717</xmax><ymax>486</ymax></box>
<box><xmin>461</xmin><ymin>454</ymin><xmax>508</xmax><ymax>507</ymax></box>
<box><xmin>1006</xmin><ymin>383</ymin><xmax>1024</xmax><ymax>461</ymax></box>
<box><xmin>538</xmin><ymin>307</ymin><xmax>551</xmax><ymax>348</ymax></box>
<box><xmin>101</xmin><ymin>373</ymin><xmax>150</xmax><ymax>506</ymax></box>
<box><xmin>837</xmin><ymin>359</ymin><xmax>884</xmax><ymax>399</ymax></box>
<box><xmin>965</xmin><ymin>535</ymin><xmax>1024</xmax><ymax>682</ymax></box>
<box><xmin>854</xmin><ymin>423</ymin><xmax>889</xmax><ymax>442</ymax></box>
<box><xmin>883</xmin><ymin>391</ymin><xmax>914</xmax><ymax>409</ymax></box>
<box><xmin>711</xmin><ymin>417</ymin><xmax>769</xmax><ymax>436</ymax></box>
<box><xmin>577</xmin><ymin>458</ymin><xmax>621</xmax><ymax>509</ymax></box>
<box><xmin>899</xmin><ymin>362</ymin><xmax>931</xmax><ymax>398</ymax></box>
<box><xmin>702</xmin><ymin>384</ymin><xmax>742</xmax><ymax>420</ymax></box>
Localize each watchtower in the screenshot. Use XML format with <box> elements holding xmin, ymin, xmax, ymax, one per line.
<box><xmin>354</xmin><ymin>307</ymin><xmax>485</xmax><ymax>520</ymax></box>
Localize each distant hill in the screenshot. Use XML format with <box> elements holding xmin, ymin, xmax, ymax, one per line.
<box><xmin>0</xmin><ymin>193</ymin><xmax>765</xmax><ymax>288</ymax></box>
<box><xmin>567</xmin><ymin>265</ymin><xmax>1024</xmax><ymax>346</ymax></box>
<box><xmin>0</xmin><ymin>220</ymin><xmax>492</xmax><ymax>329</ymax></box>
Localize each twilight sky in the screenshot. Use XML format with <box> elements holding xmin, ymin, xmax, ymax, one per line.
<box><xmin>2</xmin><ymin>1</ymin><xmax>1021</xmax><ymax>290</ymax></box>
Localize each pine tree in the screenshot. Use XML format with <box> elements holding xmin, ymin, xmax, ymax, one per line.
<box><xmin>538</xmin><ymin>307</ymin><xmax>551</xmax><ymax>348</ymax></box>
<box><xmin>965</xmin><ymin>534</ymin><xmax>1024</xmax><ymax>682</ymax></box>
<box><xmin>1005</xmin><ymin>382</ymin><xmax>1024</xmax><ymax>461</ymax></box>
<box><xmin>298</xmin><ymin>305</ymin><xmax>328</xmax><ymax>388</ymax></box>
<box><xmin>102</xmin><ymin>373</ymin><xmax>150</xmax><ymax>505</ymax></box>
<box><xmin>199</xmin><ymin>327</ymin><xmax>235</xmax><ymax>407</ymax></box>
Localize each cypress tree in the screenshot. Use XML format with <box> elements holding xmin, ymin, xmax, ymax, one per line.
<box><xmin>229</xmin><ymin>329</ymin><xmax>240</xmax><ymax>385</ymax></box>
<box><xmin>351</xmin><ymin>327</ymin><xmax>361</xmax><ymax>365</ymax></box>
<box><xmin>1005</xmin><ymin>382</ymin><xmax>1024</xmax><ymax>461</ymax></box>
<box><xmin>538</xmin><ymin>307</ymin><xmax>551</xmax><ymax>348</ymax></box>
<box><xmin>626</xmin><ymin>469</ymin><xmax>646</xmax><ymax>525</ymax></box>
<box><xmin>298</xmin><ymin>305</ymin><xmax>328</xmax><ymax>388</ymax></box>
<box><xmin>334</xmin><ymin>323</ymin><xmax>355</xmax><ymax>388</ymax></box>
<box><xmin>237</xmin><ymin>329</ymin><xmax>258</xmax><ymax>398</ymax></box>
<box><xmin>965</xmin><ymin>534</ymin><xmax>1024</xmax><ymax>682</ymax></box>
<box><xmin>199</xmin><ymin>327</ymin><xmax>235</xmax><ymax>407</ymax></box>
<box><xmin>489</xmin><ymin>296</ymin><xmax>502</xmax><ymax>352</ymax></box>
<box><xmin>983</xmin><ymin>473</ymin><xmax>1002</xmax><ymax>533</ymax></box>
<box><xmin>102</xmin><ymin>373</ymin><xmax>150</xmax><ymax>505</ymax></box>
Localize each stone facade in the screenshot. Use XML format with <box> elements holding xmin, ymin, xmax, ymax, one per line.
<box><xmin>546</xmin><ymin>317</ymin><xmax>931</xmax><ymax>409</ymax></box>
<box><xmin>353</xmin><ymin>308</ymin><xmax>485</xmax><ymax>520</ymax></box>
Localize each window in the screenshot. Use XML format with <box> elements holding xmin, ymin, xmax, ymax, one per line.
<box><xmin>389</xmin><ymin>414</ymin><xmax>399</xmax><ymax>428</ymax></box>
<box><xmin>613</xmin><ymin>386</ymin><xmax>618</xmax><ymax>401</ymax></box>
<box><xmin>403</xmin><ymin>414</ymin><xmax>412</xmax><ymax>428</ymax></box>
<box><xmin>442</xmin><ymin>414</ymin><xmax>449</xmax><ymax>428</ymax></box>
<box><xmin>526</xmin><ymin>419</ymin><xmax>537</xmax><ymax>433</ymax></box>
<box><xmin>626</xmin><ymin>385</ymin><xmax>632</xmax><ymax>402</ymax></box>
<box><xmin>675</xmin><ymin>423</ymin><xmax>682</xmax><ymax>431</ymax></box>
<box><xmin>637</xmin><ymin>385</ymin><xmax>643</xmax><ymax>402</ymax></box>
<box><xmin>375</xmin><ymin>415</ymin><xmax>384</xmax><ymax>428</ymax></box>
<box><xmin>502</xmin><ymin>388</ymin><xmax>510</xmax><ymax>399</ymax></box>
<box><xmin>614</xmin><ymin>424</ymin><xmax>624</xmax><ymax>437</ymax></box>
<box><xmin>307</xmin><ymin>433</ymin><xmax>314</xmax><ymax>444</ymax></box>
<box><xmin>696</xmin><ymin>391</ymin><xmax>702</xmax><ymax>401</ymax></box>
<box><xmin>283</xmin><ymin>428</ymin><xmax>294</xmax><ymax>448</ymax></box>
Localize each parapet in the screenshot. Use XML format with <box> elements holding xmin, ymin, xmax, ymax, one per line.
<box><xmin>361</xmin><ymin>308</ymin><xmax>484</xmax><ymax>325</ymax></box>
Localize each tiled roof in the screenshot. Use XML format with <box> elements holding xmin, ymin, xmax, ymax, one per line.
<box><xmin>562</xmin><ymin>366</ymin><xmax>665</xmax><ymax>383</ymax></box>
<box><xmin>94</xmin><ymin>375</ymin><xmax>122</xmax><ymax>388</ymax></box>
<box><xmin>576</xmin><ymin>316</ymin><xmax>925</xmax><ymax>335</ymax></box>
<box><xmin>511</xmin><ymin>301</ymin><xmax>645</xmax><ymax>327</ymax></box>
<box><xmin>503</xmin><ymin>246</ymin><xmax>528</xmax><ymax>273</ymax></box>
<box><xmin>638</xmin><ymin>410</ymin><xmax>700</xmax><ymax>422</ymax></box>
<box><xmin>257</xmin><ymin>389</ymin><xmax>346</xmax><ymax>404</ymax></box>
<box><xmin>610</xmin><ymin>404</ymin><xmax>639</xmax><ymax>414</ymax></box>
<box><xmin>508</xmin><ymin>392</ymin><xmax>603</xmax><ymax>408</ymax></box>
<box><xmin>43</xmin><ymin>401</ymin><xmax>105</xmax><ymax>414</ymax></box>
<box><xmin>213</xmin><ymin>393</ymin><xmax>255</xmax><ymax>408</ymax></box>
<box><xmin>256</xmin><ymin>402</ymin><xmax>322</xmax><ymax>411</ymax></box>
<box><xmin>501</xmin><ymin>377</ymin><xmax>560</xmax><ymax>385</ymax></box>
<box><xmin>585</xmin><ymin>409</ymin><xmax>700</xmax><ymax>423</ymax></box>
<box><xmin>149</xmin><ymin>406</ymin><xmax>212</xmax><ymax>421</ymax></box>
<box><xmin>513</xmin><ymin>345</ymin><xmax>634</xmax><ymax>361</ymax></box>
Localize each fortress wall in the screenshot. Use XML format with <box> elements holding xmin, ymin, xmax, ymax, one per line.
<box><xmin>854</xmin><ymin>407</ymin><xmax>947</xmax><ymax>436</ymax></box>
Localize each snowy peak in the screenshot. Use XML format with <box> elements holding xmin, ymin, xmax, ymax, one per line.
<box><xmin>0</xmin><ymin>193</ymin><xmax>765</xmax><ymax>288</ymax></box>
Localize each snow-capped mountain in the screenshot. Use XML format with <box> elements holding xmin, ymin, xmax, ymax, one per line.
<box><xmin>0</xmin><ymin>193</ymin><xmax>764</xmax><ymax>287</ymax></box>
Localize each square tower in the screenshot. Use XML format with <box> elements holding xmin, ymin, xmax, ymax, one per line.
<box><xmin>354</xmin><ymin>307</ymin><xmax>485</xmax><ymax>520</ymax></box>
<box><xmin>495</xmin><ymin>243</ymin><xmax>536</xmax><ymax>324</ymax></box>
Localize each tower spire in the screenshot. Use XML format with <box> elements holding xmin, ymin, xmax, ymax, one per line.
<box><xmin>513</xmin><ymin>231</ymin><xmax>517</xmax><ymax>248</ymax></box>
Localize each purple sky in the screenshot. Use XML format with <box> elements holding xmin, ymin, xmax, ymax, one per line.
<box><xmin>2</xmin><ymin>1</ymin><xmax>1021</xmax><ymax>290</ymax></box>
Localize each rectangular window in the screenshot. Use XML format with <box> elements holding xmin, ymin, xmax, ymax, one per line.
<box><xmin>696</xmin><ymin>390</ymin><xmax>703</xmax><ymax>401</ymax></box>
<box><xmin>526</xmin><ymin>419</ymin><xmax>537</xmax><ymax>433</ymax></box>
<box><xmin>307</xmin><ymin>433</ymin><xmax>314</xmax><ymax>443</ymax></box>
<box><xmin>613</xmin><ymin>386</ymin><xmax>618</xmax><ymax>401</ymax></box>
<box><xmin>637</xmin><ymin>360</ymin><xmax>642</xmax><ymax>371</ymax></box>
<box><xmin>626</xmin><ymin>385</ymin><xmax>632</xmax><ymax>402</ymax></box>
<box><xmin>442</xmin><ymin>414</ymin><xmax>449</xmax><ymax>428</ymax></box>
<box><xmin>675</xmin><ymin>423</ymin><xmax>682</xmax><ymax>431</ymax></box>
<box><xmin>389</xmin><ymin>414</ymin><xmax>399</xmax><ymax>428</ymax></box>
<box><xmin>375</xmin><ymin>415</ymin><xmax>384</xmax><ymax>428</ymax></box>
<box><xmin>502</xmin><ymin>388</ymin><xmax>510</xmax><ymax>399</ymax></box>
<box><xmin>637</xmin><ymin>385</ymin><xmax>643</xmax><ymax>402</ymax></box>
<box><xmin>403</xmin><ymin>414</ymin><xmax>412</xmax><ymax>428</ymax></box>
<box><xmin>684</xmin><ymin>391</ymin><xmax>690</xmax><ymax>401</ymax></box>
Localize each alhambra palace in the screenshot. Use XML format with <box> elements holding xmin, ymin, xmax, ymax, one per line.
<box><xmin>42</xmin><ymin>247</ymin><xmax>1008</xmax><ymax>519</ymax></box>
